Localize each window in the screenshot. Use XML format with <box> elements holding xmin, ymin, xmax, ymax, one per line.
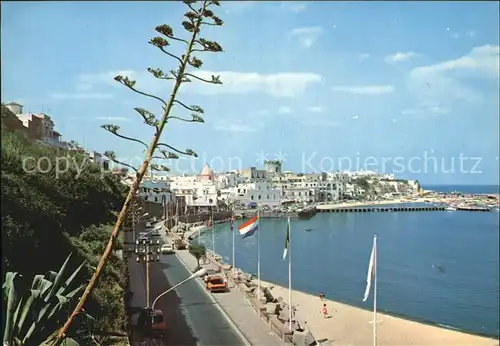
<box><xmin>258</xmin><ymin>195</ymin><xmax>261</xmax><ymax>200</ymax></box>
<box><xmin>251</xmin><ymin>195</ymin><xmax>254</xmax><ymax>200</ymax></box>
<box><xmin>267</xmin><ymin>195</ymin><xmax>269</xmax><ymax>199</ymax></box>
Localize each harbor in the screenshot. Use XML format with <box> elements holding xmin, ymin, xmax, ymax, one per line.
<box><xmin>193</xmin><ymin>208</ymin><xmax>500</xmax><ymax>340</ymax></box>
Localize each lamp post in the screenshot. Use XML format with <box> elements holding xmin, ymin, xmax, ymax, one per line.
<box><xmin>135</xmin><ymin>235</ymin><xmax>161</xmax><ymax>308</ymax></box>
<box><xmin>151</xmin><ymin>268</ymin><xmax>207</xmax><ymax>310</ymax></box>
<box><xmin>133</xmin><ymin>212</ymin><xmax>150</xmax><ymax>244</ymax></box>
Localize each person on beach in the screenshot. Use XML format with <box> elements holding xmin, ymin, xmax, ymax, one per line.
<box><xmin>321</xmin><ymin>303</ymin><xmax>328</xmax><ymax>319</ymax></box>
<box><xmin>319</xmin><ymin>292</ymin><xmax>325</xmax><ymax>301</ymax></box>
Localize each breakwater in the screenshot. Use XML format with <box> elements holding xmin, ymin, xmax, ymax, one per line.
<box><xmin>234</xmin><ymin>210</ymin><xmax>300</xmax><ymax>219</ymax></box>
<box><xmin>317</xmin><ymin>205</ymin><xmax>446</xmax><ymax>213</ymax></box>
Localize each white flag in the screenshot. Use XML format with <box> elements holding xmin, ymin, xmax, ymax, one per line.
<box><xmin>362</xmin><ymin>236</ymin><xmax>377</xmax><ymax>302</ymax></box>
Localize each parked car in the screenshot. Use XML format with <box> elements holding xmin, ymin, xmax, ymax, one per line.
<box><xmin>207</xmin><ymin>275</ymin><xmax>227</xmax><ymax>293</ymax></box>
<box><xmin>136</xmin><ymin>308</ymin><xmax>167</xmax><ymax>339</ymax></box>
<box><xmin>160</xmin><ymin>244</ymin><xmax>175</xmax><ymax>254</ymax></box>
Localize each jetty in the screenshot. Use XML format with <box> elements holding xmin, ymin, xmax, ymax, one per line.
<box><xmin>455</xmin><ymin>206</ymin><xmax>491</xmax><ymax>212</ymax></box>
<box><xmin>316</xmin><ymin>206</ymin><xmax>446</xmax><ymax>213</ymax></box>
<box><xmin>234</xmin><ymin>210</ymin><xmax>300</xmax><ymax>219</ymax></box>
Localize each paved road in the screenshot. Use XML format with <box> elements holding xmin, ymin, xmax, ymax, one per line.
<box><xmin>157</xmin><ymin>254</ymin><xmax>247</xmax><ymax>346</ymax></box>
<box><xmin>125</xmin><ymin>222</ymin><xmax>246</xmax><ymax>346</ymax></box>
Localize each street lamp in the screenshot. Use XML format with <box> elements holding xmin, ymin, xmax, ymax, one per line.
<box><xmin>133</xmin><ymin>212</ymin><xmax>150</xmax><ymax>243</ymax></box>
<box><xmin>135</xmin><ymin>236</ymin><xmax>161</xmax><ymax>307</ymax></box>
<box><xmin>151</xmin><ymin>268</ymin><xmax>207</xmax><ymax>310</ymax></box>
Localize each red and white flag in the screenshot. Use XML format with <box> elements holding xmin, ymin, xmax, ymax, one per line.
<box><xmin>362</xmin><ymin>236</ymin><xmax>377</xmax><ymax>302</ymax></box>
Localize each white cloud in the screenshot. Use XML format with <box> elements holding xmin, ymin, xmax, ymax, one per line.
<box><xmin>224</xmin><ymin>1</ymin><xmax>255</xmax><ymax>14</ymax></box>
<box><xmin>407</xmin><ymin>44</ymin><xmax>499</xmax><ymax>105</ymax></box>
<box><xmin>358</xmin><ymin>53</ymin><xmax>371</xmax><ymax>62</ymax></box>
<box><xmin>78</xmin><ymin>70</ymin><xmax>322</xmax><ymax>98</ymax></box>
<box><xmin>94</xmin><ymin>116</ymin><xmax>131</xmax><ymax>122</ymax></box>
<box><xmin>289</xmin><ymin>3</ymin><xmax>308</xmax><ymax>13</ymax></box>
<box><xmin>76</xmin><ymin>83</ymin><xmax>93</xmax><ymax>92</ymax></box>
<box><xmin>352</xmin><ymin>115</ymin><xmax>359</xmax><ymax>119</ymax></box>
<box><xmin>279</xmin><ymin>1</ymin><xmax>308</xmax><ymax>13</ymax></box>
<box><xmin>307</xmin><ymin>106</ymin><xmax>323</xmax><ymax>113</ymax></box>
<box><xmin>331</xmin><ymin>85</ymin><xmax>395</xmax><ymax>95</ymax></box>
<box><xmin>289</xmin><ymin>26</ymin><xmax>323</xmax><ymax>48</ymax></box>
<box><xmin>302</xmin><ymin>119</ymin><xmax>340</xmax><ymax>127</ymax></box>
<box><xmin>401</xmin><ymin>105</ymin><xmax>450</xmax><ymax>118</ymax></box>
<box><xmin>186</xmin><ymin>71</ymin><xmax>322</xmax><ymax>97</ymax></box>
<box><xmin>385</xmin><ymin>51</ymin><xmax>420</xmax><ymax>64</ymax></box>
<box><xmin>213</xmin><ymin>122</ymin><xmax>260</xmax><ymax>133</ymax></box>
<box><xmin>77</xmin><ymin>70</ymin><xmax>135</xmax><ymax>87</ymax></box>
<box><xmin>278</xmin><ymin>106</ymin><xmax>293</xmax><ymax>114</ymax></box>
<box><xmin>51</xmin><ymin>92</ymin><xmax>113</xmax><ymax>99</ymax></box>
<box><xmin>467</xmin><ymin>30</ymin><xmax>476</xmax><ymax>38</ymax></box>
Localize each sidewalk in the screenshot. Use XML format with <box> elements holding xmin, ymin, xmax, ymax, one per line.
<box><xmin>175</xmin><ymin>248</ymin><xmax>284</xmax><ymax>346</ymax></box>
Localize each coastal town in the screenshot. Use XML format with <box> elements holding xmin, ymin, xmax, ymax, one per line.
<box><xmin>3</xmin><ymin>101</ymin><xmax>497</xmax><ymax>220</ymax></box>
<box><xmin>3</xmin><ymin>100</ymin><xmax>499</xmax><ymax>346</ymax></box>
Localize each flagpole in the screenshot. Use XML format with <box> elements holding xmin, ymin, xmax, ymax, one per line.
<box><xmin>373</xmin><ymin>234</ymin><xmax>378</xmax><ymax>346</ymax></box>
<box><xmin>231</xmin><ymin>208</ymin><xmax>235</xmax><ymax>273</ymax></box>
<box><xmin>288</xmin><ymin>217</ymin><xmax>292</xmax><ymax>331</ymax></box>
<box><xmin>257</xmin><ymin>210</ymin><xmax>261</xmax><ymax>303</ymax></box>
<box><xmin>211</xmin><ymin>206</ymin><xmax>215</xmax><ymax>258</ymax></box>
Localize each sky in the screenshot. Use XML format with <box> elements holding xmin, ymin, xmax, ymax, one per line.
<box><xmin>2</xmin><ymin>1</ymin><xmax>499</xmax><ymax>185</ymax></box>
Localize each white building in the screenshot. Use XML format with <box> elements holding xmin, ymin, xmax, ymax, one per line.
<box><xmin>138</xmin><ymin>179</ymin><xmax>173</xmax><ymax>205</ymax></box>
<box><xmin>88</xmin><ymin>151</ymin><xmax>109</xmax><ymax>170</ymax></box>
<box><xmin>224</xmin><ymin>181</ymin><xmax>281</xmax><ymax>207</ymax></box>
<box><xmin>170</xmin><ymin>164</ymin><xmax>219</xmax><ymax>210</ymax></box>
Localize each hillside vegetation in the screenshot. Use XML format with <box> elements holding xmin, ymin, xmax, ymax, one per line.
<box><xmin>1</xmin><ymin>112</ymin><xmax>129</xmax><ymax>344</ymax></box>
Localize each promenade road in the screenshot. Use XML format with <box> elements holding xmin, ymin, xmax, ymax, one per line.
<box><xmin>174</xmin><ymin>249</ymin><xmax>284</xmax><ymax>346</ymax></box>
<box><xmin>126</xmin><ymin>223</ymin><xmax>246</xmax><ymax>346</ymax></box>
<box><xmin>159</xmin><ymin>254</ymin><xmax>247</xmax><ymax>346</ymax></box>
<box><xmin>125</xmin><ymin>222</ymin><xmax>196</xmax><ymax>346</ymax></box>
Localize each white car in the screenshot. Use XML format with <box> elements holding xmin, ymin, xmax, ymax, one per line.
<box><xmin>161</xmin><ymin>244</ymin><xmax>175</xmax><ymax>254</ymax></box>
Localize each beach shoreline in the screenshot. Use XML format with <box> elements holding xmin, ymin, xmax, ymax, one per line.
<box><xmin>259</xmin><ymin>279</ymin><xmax>499</xmax><ymax>346</ymax></box>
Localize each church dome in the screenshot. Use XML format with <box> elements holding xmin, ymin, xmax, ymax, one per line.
<box><xmin>200</xmin><ymin>163</ymin><xmax>215</xmax><ymax>180</ymax></box>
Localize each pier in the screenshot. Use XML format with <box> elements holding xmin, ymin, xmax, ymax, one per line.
<box><xmin>316</xmin><ymin>206</ymin><xmax>446</xmax><ymax>213</ymax></box>
<box><xmin>234</xmin><ymin>210</ymin><xmax>300</xmax><ymax>219</ymax></box>
<box><xmin>455</xmin><ymin>206</ymin><xmax>491</xmax><ymax>212</ymax></box>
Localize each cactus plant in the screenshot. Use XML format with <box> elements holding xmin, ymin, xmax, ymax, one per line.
<box><xmin>2</xmin><ymin>254</ymin><xmax>87</xmax><ymax>346</ymax></box>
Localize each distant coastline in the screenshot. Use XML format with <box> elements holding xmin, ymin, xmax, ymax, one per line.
<box><xmin>423</xmin><ymin>184</ymin><xmax>499</xmax><ymax>194</ymax></box>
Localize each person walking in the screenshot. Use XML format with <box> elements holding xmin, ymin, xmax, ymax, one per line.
<box><xmin>319</xmin><ymin>292</ymin><xmax>325</xmax><ymax>301</ymax></box>
<box><xmin>321</xmin><ymin>303</ymin><xmax>328</xmax><ymax>319</ymax></box>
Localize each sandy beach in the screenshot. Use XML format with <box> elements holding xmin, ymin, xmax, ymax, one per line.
<box><xmin>260</xmin><ymin>280</ymin><xmax>498</xmax><ymax>346</ymax></box>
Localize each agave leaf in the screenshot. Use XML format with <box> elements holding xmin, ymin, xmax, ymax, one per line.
<box><xmin>30</xmin><ymin>275</ymin><xmax>45</xmax><ymax>290</ymax></box>
<box><xmin>65</xmin><ymin>285</ymin><xmax>85</xmax><ymax>299</ymax></box>
<box><xmin>45</xmin><ymin>254</ymin><xmax>72</xmax><ymax>303</ymax></box>
<box><xmin>17</xmin><ymin>289</ymin><xmax>41</xmax><ymax>335</ymax></box>
<box><xmin>3</xmin><ymin>272</ymin><xmax>22</xmax><ymax>344</ymax></box>
<box><xmin>44</xmin><ymin>270</ymin><xmax>58</xmax><ymax>282</ymax></box>
<box><xmin>56</xmin><ymin>261</ymin><xmax>86</xmax><ymax>296</ymax></box>
<box><xmin>55</xmin><ymin>293</ymin><xmax>69</xmax><ymax>305</ymax></box>
<box><xmin>21</xmin><ymin>321</ymin><xmax>37</xmax><ymax>344</ymax></box>
<box><xmin>12</xmin><ymin>296</ymin><xmax>23</xmax><ymax>332</ymax></box>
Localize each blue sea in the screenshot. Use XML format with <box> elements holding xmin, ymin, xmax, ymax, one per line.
<box><xmin>197</xmin><ymin>185</ymin><xmax>500</xmax><ymax>338</ymax></box>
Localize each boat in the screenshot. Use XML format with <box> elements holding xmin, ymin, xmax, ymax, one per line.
<box><xmin>304</xmin><ymin>228</ymin><xmax>313</xmax><ymax>232</ymax></box>
<box><xmin>445</xmin><ymin>206</ymin><xmax>456</xmax><ymax>211</ymax></box>
<box><xmin>297</xmin><ymin>206</ymin><xmax>316</xmax><ymax>219</ymax></box>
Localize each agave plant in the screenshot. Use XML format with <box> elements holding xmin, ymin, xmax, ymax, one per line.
<box><xmin>2</xmin><ymin>254</ymin><xmax>87</xmax><ymax>346</ymax></box>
